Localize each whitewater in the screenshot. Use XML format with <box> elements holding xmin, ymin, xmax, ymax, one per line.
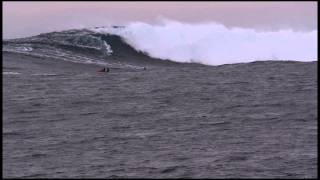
<box><xmin>92</xmin><ymin>19</ymin><xmax>317</xmax><ymax>66</ymax></box>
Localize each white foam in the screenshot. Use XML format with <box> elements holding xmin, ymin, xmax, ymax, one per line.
<box><xmin>3</xmin><ymin>71</ymin><xmax>21</xmax><ymax>75</ymax></box>
<box><xmin>22</xmin><ymin>47</ymin><xmax>33</xmax><ymax>52</ymax></box>
<box><xmin>31</xmin><ymin>73</ymin><xmax>58</xmax><ymax>76</ymax></box>
<box><xmin>92</xmin><ymin>19</ymin><xmax>317</xmax><ymax>66</ymax></box>
<box><xmin>103</xmin><ymin>41</ymin><xmax>113</xmax><ymax>56</ymax></box>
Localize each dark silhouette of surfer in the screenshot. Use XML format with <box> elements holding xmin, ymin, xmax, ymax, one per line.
<box><xmin>97</xmin><ymin>67</ymin><xmax>110</xmax><ymax>73</ymax></box>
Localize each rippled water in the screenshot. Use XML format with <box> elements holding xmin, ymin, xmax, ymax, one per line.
<box><xmin>3</xmin><ymin>52</ymin><xmax>317</xmax><ymax>178</ymax></box>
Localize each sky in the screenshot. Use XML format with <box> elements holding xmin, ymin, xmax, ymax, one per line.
<box><xmin>2</xmin><ymin>1</ymin><xmax>318</xmax><ymax>39</ymax></box>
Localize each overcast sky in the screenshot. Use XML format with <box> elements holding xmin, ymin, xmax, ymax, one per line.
<box><xmin>3</xmin><ymin>1</ymin><xmax>318</xmax><ymax>39</ymax></box>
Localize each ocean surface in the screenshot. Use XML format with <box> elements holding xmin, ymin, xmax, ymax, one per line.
<box><xmin>2</xmin><ymin>29</ymin><xmax>318</xmax><ymax>178</ymax></box>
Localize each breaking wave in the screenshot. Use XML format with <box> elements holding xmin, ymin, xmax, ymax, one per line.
<box><xmin>92</xmin><ymin>19</ymin><xmax>317</xmax><ymax>66</ymax></box>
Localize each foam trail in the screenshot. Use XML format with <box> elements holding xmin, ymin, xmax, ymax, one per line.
<box><xmin>3</xmin><ymin>72</ymin><xmax>21</xmax><ymax>75</ymax></box>
<box><xmin>93</xmin><ymin>19</ymin><xmax>317</xmax><ymax>66</ymax></box>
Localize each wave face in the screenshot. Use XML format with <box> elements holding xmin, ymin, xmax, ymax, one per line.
<box><xmin>2</xmin><ymin>29</ymin><xmax>168</xmax><ymax>69</ymax></box>
<box><xmin>92</xmin><ymin>19</ymin><xmax>317</xmax><ymax>66</ymax></box>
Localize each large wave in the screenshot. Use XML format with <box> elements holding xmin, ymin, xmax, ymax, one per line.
<box><xmin>92</xmin><ymin>19</ymin><xmax>317</xmax><ymax>66</ymax></box>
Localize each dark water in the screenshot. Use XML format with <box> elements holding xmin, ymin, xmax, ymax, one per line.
<box><xmin>3</xmin><ymin>52</ymin><xmax>317</xmax><ymax>178</ymax></box>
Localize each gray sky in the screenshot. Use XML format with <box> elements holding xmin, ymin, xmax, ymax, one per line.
<box><xmin>3</xmin><ymin>1</ymin><xmax>318</xmax><ymax>39</ymax></box>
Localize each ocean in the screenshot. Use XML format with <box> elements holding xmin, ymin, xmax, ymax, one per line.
<box><xmin>2</xmin><ymin>27</ymin><xmax>317</xmax><ymax>178</ymax></box>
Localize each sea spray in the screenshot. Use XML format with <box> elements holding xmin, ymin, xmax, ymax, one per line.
<box><xmin>92</xmin><ymin>19</ymin><xmax>317</xmax><ymax>66</ymax></box>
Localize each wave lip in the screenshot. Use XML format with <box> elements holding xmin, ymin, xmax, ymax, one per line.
<box><xmin>91</xmin><ymin>19</ymin><xmax>317</xmax><ymax>66</ymax></box>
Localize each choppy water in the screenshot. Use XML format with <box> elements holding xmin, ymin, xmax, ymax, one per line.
<box><xmin>3</xmin><ymin>52</ymin><xmax>317</xmax><ymax>178</ymax></box>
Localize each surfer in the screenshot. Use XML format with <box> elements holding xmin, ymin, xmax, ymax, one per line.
<box><xmin>97</xmin><ymin>67</ymin><xmax>110</xmax><ymax>73</ymax></box>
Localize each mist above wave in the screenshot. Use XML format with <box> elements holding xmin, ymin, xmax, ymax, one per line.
<box><xmin>92</xmin><ymin>19</ymin><xmax>317</xmax><ymax>66</ymax></box>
